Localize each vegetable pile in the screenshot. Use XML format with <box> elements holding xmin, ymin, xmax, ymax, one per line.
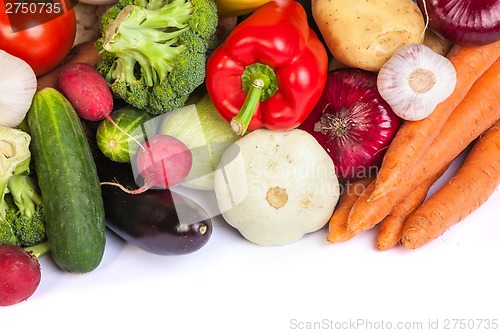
<box><xmin>1</xmin><ymin>0</ymin><xmax>499</xmax><ymax>306</ymax></box>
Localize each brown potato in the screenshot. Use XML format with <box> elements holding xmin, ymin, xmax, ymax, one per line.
<box><xmin>312</xmin><ymin>0</ymin><xmax>425</xmax><ymax>72</ymax></box>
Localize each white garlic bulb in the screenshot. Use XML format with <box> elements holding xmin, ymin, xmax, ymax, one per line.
<box><xmin>0</xmin><ymin>50</ymin><xmax>37</xmax><ymax>128</ymax></box>
<box><xmin>377</xmin><ymin>43</ymin><xmax>457</xmax><ymax>121</ymax></box>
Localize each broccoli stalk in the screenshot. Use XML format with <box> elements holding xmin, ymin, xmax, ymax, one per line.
<box><xmin>7</xmin><ymin>175</ymin><xmax>42</xmax><ymax>219</ymax></box>
<box><xmin>95</xmin><ymin>0</ymin><xmax>219</xmax><ymax>115</ymax></box>
<box><xmin>0</xmin><ymin>127</ymin><xmax>31</xmax><ymax>217</ymax></box>
<box><xmin>0</xmin><ymin>126</ymin><xmax>46</xmax><ymax>247</ymax></box>
<box><xmin>24</xmin><ymin>241</ymin><xmax>51</xmax><ymax>261</ymax></box>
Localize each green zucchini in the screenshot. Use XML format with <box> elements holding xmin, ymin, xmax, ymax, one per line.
<box><xmin>27</xmin><ymin>88</ymin><xmax>106</xmax><ymax>273</ymax></box>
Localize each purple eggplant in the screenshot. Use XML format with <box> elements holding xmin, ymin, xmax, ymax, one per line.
<box><xmin>85</xmin><ymin>120</ymin><xmax>213</xmax><ymax>256</ymax></box>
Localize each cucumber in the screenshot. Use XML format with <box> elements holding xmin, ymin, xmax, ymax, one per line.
<box><xmin>27</xmin><ymin>88</ymin><xmax>106</xmax><ymax>273</ymax></box>
<box><xmin>96</xmin><ymin>106</ymin><xmax>153</xmax><ymax>163</ymax></box>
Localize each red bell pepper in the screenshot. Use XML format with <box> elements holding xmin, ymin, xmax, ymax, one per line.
<box><xmin>205</xmin><ymin>0</ymin><xmax>328</xmax><ymax>135</ymax></box>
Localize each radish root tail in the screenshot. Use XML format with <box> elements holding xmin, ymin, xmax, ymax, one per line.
<box><xmin>100</xmin><ymin>175</ymin><xmax>154</xmax><ymax>195</ymax></box>
<box><xmin>420</xmin><ymin>0</ymin><xmax>429</xmax><ymax>42</ymax></box>
<box><xmin>105</xmin><ymin>115</ymin><xmax>146</xmax><ymax>152</ymax></box>
<box><xmin>100</xmin><ymin>181</ymin><xmax>149</xmax><ymax>194</ymax></box>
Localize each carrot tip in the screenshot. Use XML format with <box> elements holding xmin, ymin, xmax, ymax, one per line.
<box><xmin>376</xmin><ymin>239</ymin><xmax>399</xmax><ymax>251</ymax></box>
<box><xmin>376</xmin><ymin>244</ymin><xmax>389</xmax><ymax>251</ymax></box>
<box><xmin>326</xmin><ymin>232</ymin><xmax>352</xmax><ymax>244</ymax></box>
<box><xmin>326</xmin><ymin>235</ymin><xmax>341</xmax><ymax>244</ymax></box>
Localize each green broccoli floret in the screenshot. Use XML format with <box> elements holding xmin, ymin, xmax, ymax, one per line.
<box><xmin>0</xmin><ymin>175</ymin><xmax>47</xmax><ymax>248</ymax></box>
<box><xmin>0</xmin><ymin>127</ymin><xmax>46</xmax><ymax>247</ymax></box>
<box><xmin>4</xmin><ymin>198</ymin><xmax>46</xmax><ymax>247</ymax></box>
<box><xmin>95</xmin><ymin>0</ymin><xmax>219</xmax><ymax>115</ymax></box>
<box><xmin>0</xmin><ymin>217</ymin><xmax>18</xmax><ymax>245</ymax></box>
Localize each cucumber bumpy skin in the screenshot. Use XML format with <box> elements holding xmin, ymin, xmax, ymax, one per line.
<box><xmin>27</xmin><ymin>88</ymin><xmax>106</xmax><ymax>273</ymax></box>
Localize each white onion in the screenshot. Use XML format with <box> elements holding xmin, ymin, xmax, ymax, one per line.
<box><xmin>0</xmin><ymin>50</ymin><xmax>37</xmax><ymax>128</ymax></box>
<box><xmin>377</xmin><ymin>43</ymin><xmax>457</xmax><ymax>121</ymax></box>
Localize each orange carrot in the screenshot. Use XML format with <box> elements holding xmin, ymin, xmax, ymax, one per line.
<box><xmin>347</xmin><ymin>57</ymin><xmax>500</xmax><ymax>235</ymax></box>
<box><xmin>326</xmin><ymin>177</ymin><xmax>373</xmax><ymax>244</ymax></box>
<box><xmin>376</xmin><ymin>178</ymin><xmax>434</xmax><ymax>251</ymax></box>
<box><xmin>375</xmin><ymin>162</ymin><xmax>450</xmax><ymax>250</ymax></box>
<box><xmin>402</xmin><ymin>123</ymin><xmax>500</xmax><ymax>249</ymax></box>
<box><xmin>370</xmin><ymin>41</ymin><xmax>500</xmax><ymax>201</ymax></box>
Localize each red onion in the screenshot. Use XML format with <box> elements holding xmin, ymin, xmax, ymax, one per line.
<box><xmin>300</xmin><ymin>69</ymin><xmax>401</xmax><ymax>182</ymax></box>
<box><xmin>418</xmin><ymin>0</ymin><xmax>500</xmax><ymax>46</ymax></box>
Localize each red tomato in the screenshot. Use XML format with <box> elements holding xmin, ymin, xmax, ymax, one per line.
<box><xmin>0</xmin><ymin>0</ymin><xmax>76</xmax><ymax>76</ymax></box>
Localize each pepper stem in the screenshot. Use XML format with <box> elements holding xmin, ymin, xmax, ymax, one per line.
<box><xmin>231</xmin><ymin>63</ymin><xmax>278</xmax><ymax>136</ymax></box>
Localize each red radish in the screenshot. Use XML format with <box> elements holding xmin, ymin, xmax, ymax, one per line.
<box><xmin>300</xmin><ymin>68</ymin><xmax>401</xmax><ymax>182</ymax></box>
<box><xmin>136</xmin><ymin>134</ymin><xmax>193</xmax><ymax>189</ymax></box>
<box><xmin>57</xmin><ymin>62</ymin><xmax>113</xmax><ymax>121</ymax></box>
<box><xmin>102</xmin><ymin>134</ymin><xmax>193</xmax><ymax>194</ymax></box>
<box><xmin>0</xmin><ymin>242</ymin><xmax>49</xmax><ymax>307</ymax></box>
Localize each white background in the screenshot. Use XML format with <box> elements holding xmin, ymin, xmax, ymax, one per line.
<box><xmin>2</xmin><ymin>154</ymin><xmax>499</xmax><ymax>333</ymax></box>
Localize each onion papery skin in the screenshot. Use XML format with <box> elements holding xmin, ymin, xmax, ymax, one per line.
<box><xmin>300</xmin><ymin>69</ymin><xmax>402</xmax><ymax>182</ymax></box>
<box><xmin>418</xmin><ymin>0</ymin><xmax>500</xmax><ymax>46</ymax></box>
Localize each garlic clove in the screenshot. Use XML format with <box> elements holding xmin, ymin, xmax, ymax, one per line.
<box><xmin>377</xmin><ymin>43</ymin><xmax>457</xmax><ymax>121</ymax></box>
<box><xmin>0</xmin><ymin>50</ymin><xmax>37</xmax><ymax>128</ymax></box>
